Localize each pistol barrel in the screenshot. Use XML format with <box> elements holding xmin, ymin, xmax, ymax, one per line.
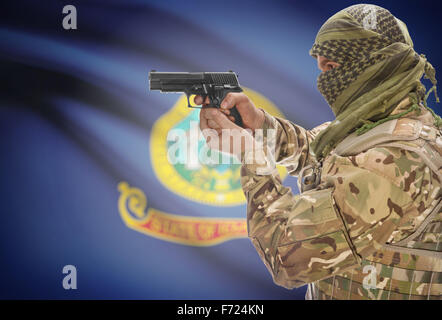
<box><xmin>148</xmin><ymin>71</ymin><xmax>240</xmax><ymax>92</ymax></box>
<box><xmin>148</xmin><ymin>70</ymin><xmax>244</xmax><ymax>126</ymax></box>
<box><xmin>149</xmin><ymin>72</ymin><xmax>203</xmax><ymax>91</ymax></box>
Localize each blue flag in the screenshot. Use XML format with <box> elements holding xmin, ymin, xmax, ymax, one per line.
<box><xmin>0</xmin><ymin>0</ymin><xmax>440</xmax><ymax>299</ymax></box>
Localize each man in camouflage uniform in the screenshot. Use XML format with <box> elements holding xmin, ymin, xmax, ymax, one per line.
<box><xmin>198</xmin><ymin>4</ymin><xmax>441</xmax><ymax>299</ymax></box>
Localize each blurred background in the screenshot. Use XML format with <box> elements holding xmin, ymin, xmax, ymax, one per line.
<box><xmin>0</xmin><ymin>0</ymin><xmax>440</xmax><ymax>299</ymax></box>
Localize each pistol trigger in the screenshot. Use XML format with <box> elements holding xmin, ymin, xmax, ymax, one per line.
<box><xmin>185</xmin><ymin>93</ymin><xmax>192</xmax><ymax>109</ymax></box>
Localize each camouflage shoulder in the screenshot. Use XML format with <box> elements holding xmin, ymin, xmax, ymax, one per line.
<box><xmin>336</xmin><ymin>145</ymin><xmax>441</xmax><ymax>202</ymax></box>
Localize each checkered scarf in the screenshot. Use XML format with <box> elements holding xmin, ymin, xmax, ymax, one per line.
<box><xmin>309</xmin><ymin>4</ymin><xmax>438</xmax><ymax>160</ymax></box>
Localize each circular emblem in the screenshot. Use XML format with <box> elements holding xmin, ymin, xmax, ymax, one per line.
<box><xmin>150</xmin><ymin>88</ymin><xmax>287</xmax><ymax>206</ymax></box>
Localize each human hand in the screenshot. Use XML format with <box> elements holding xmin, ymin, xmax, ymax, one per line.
<box><xmin>194</xmin><ymin>92</ymin><xmax>265</xmax><ymax>132</ymax></box>
<box><xmin>199</xmin><ymin>107</ymin><xmax>255</xmax><ymax>159</ymax></box>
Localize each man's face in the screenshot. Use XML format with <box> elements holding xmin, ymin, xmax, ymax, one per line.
<box><xmin>317</xmin><ymin>56</ymin><xmax>340</xmax><ymax>72</ymax></box>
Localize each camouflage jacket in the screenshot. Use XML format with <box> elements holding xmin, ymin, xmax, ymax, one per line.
<box><xmin>240</xmin><ymin>102</ymin><xmax>441</xmax><ymax>300</ymax></box>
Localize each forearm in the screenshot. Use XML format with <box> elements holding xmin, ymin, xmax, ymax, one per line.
<box><xmin>260</xmin><ymin>110</ymin><xmax>330</xmax><ymax>176</ymax></box>
<box><xmin>241</xmin><ymin>163</ymin><xmax>358</xmax><ymax>289</ymax></box>
<box><xmin>240</xmin><ymin>148</ymin><xmax>421</xmax><ymax>289</ymax></box>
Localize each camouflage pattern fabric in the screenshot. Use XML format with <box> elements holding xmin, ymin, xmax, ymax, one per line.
<box><xmin>308</xmin><ymin>4</ymin><xmax>438</xmax><ymax>161</ymax></box>
<box><xmin>240</xmin><ymin>101</ymin><xmax>441</xmax><ymax>300</ymax></box>
<box><xmin>310</xmin><ymin>4</ymin><xmax>411</xmax><ymax>109</ymax></box>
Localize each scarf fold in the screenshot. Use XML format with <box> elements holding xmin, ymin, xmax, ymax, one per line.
<box><xmin>309</xmin><ymin>4</ymin><xmax>441</xmax><ymax>160</ymax></box>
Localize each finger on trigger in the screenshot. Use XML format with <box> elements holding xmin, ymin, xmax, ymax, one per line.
<box><xmin>194</xmin><ymin>95</ymin><xmax>203</xmax><ymax>105</ymax></box>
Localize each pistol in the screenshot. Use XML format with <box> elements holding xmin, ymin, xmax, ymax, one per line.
<box><xmin>149</xmin><ymin>71</ymin><xmax>244</xmax><ymax>127</ymax></box>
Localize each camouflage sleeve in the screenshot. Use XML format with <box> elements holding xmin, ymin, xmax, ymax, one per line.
<box><xmin>240</xmin><ymin>145</ymin><xmax>436</xmax><ymax>289</ymax></box>
<box><xmin>261</xmin><ymin>110</ymin><xmax>330</xmax><ymax>176</ymax></box>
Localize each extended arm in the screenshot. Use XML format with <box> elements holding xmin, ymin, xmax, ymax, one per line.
<box><xmin>240</xmin><ymin>146</ymin><xmax>436</xmax><ymax>289</ymax></box>
<box><xmin>261</xmin><ymin>110</ymin><xmax>330</xmax><ymax>176</ymax></box>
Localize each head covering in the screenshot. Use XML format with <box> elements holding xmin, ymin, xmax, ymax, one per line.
<box><xmin>309</xmin><ymin>4</ymin><xmax>440</xmax><ymax>160</ymax></box>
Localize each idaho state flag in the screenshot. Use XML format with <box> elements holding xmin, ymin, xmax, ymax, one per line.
<box><xmin>2</xmin><ymin>0</ymin><xmax>438</xmax><ymax>299</ymax></box>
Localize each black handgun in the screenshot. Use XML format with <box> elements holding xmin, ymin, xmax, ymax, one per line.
<box><xmin>149</xmin><ymin>71</ymin><xmax>244</xmax><ymax>127</ymax></box>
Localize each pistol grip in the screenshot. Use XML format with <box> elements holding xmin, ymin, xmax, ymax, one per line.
<box><xmin>229</xmin><ymin>106</ymin><xmax>244</xmax><ymax>128</ymax></box>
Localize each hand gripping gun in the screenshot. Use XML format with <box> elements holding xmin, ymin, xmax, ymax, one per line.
<box><xmin>149</xmin><ymin>71</ymin><xmax>244</xmax><ymax>127</ymax></box>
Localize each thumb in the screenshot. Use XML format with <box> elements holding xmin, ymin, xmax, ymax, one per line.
<box><xmin>208</xmin><ymin>108</ymin><xmax>240</xmax><ymax>130</ymax></box>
